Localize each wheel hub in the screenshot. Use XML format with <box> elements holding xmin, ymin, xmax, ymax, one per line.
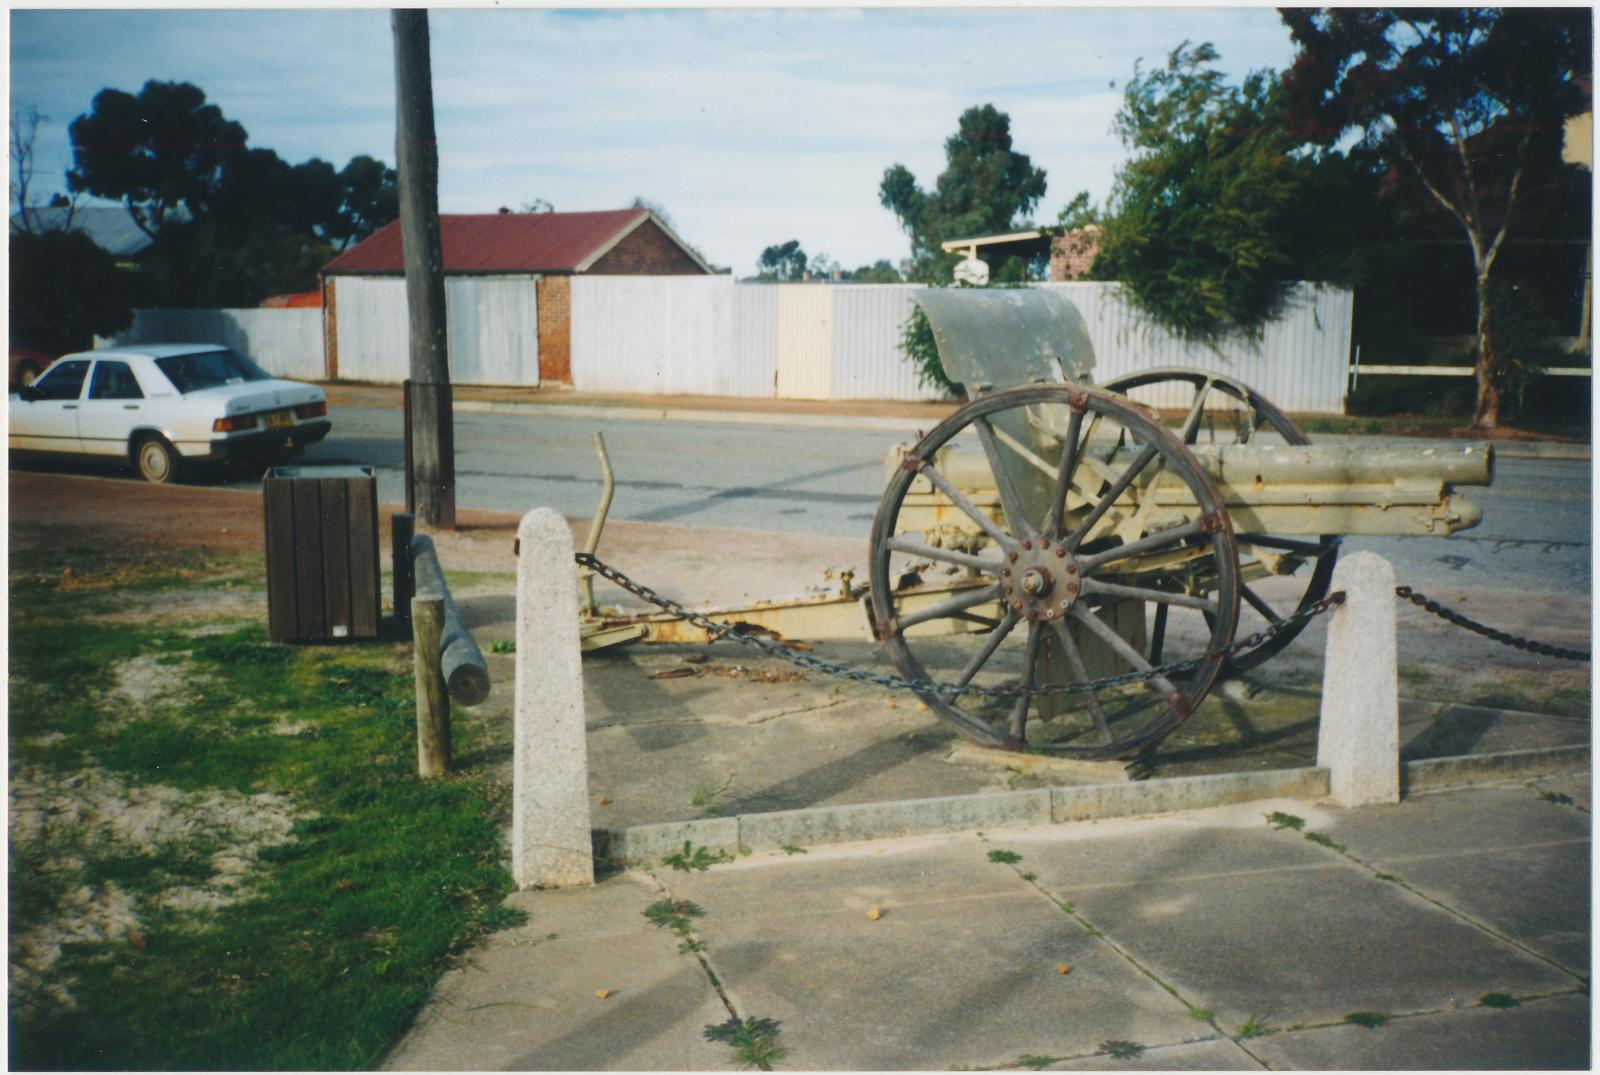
<box><xmin>1000</xmin><ymin>537</ymin><xmax>1081</xmax><ymax>622</ymax></box>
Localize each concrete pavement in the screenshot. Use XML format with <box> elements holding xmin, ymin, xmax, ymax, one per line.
<box><xmin>384</xmin><ymin>777</ymin><xmax>1590</xmax><ymax>1070</ymax></box>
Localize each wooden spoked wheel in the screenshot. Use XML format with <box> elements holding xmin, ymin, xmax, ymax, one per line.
<box><xmin>1103</xmin><ymin>369</ymin><xmax>1340</xmax><ymax>676</ymax></box>
<box><xmin>868</xmin><ymin>384</ymin><xmax>1240</xmax><ymax>760</ymax></box>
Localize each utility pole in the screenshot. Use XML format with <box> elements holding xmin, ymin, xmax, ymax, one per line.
<box><xmin>392</xmin><ymin>8</ymin><xmax>455</xmax><ymax>529</ymax></box>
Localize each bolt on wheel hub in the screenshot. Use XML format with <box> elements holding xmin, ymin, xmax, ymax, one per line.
<box><xmin>1000</xmin><ymin>537</ymin><xmax>1082</xmax><ymax>622</ymax></box>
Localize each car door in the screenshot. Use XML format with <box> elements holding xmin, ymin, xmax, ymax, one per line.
<box><xmin>77</xmin><ymin>360</ymin><xmax>146</xmax><ymax>457</ymax></box>
<box><xmin>10</xmin><ymin>359</ymin><xmax>90</xmax><ymax>452</ymax></box>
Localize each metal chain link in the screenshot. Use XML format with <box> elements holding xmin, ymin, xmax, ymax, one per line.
<box><xmin>1395</xmin><ymin>585</ymin><xmax>1590</xmax><ymax>662</ymax></box>
<box><xmin>575</xmin><ymin>553</ymin><xmax>1345</xmax><ymax>698</ymax></box>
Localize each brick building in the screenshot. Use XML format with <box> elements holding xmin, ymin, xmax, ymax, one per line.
<box><xmin>320</xmin><ymin>208</ymin><xmax>713</xmax><ymax>385</ymax></box>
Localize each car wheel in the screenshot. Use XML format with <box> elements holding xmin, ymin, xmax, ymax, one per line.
<box><xmin>133</xmin><ymin>435</ymin><xmax>182</xmax><ymax>484</ymax></box>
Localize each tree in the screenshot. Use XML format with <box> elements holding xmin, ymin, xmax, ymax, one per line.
<box><xmin>756</xmin><ymin>239</ymin><xmax>808</xmax><ymax>281</ymax></box>
<box><xmin>332</xmin><ymin>155</ymin><xmax>400</xmax><ymax>250</ymax></box>
<box><xmin>1092</xmin><ymin>43</ymin><xmax>1305</xmax><ymax>342</ymax></box>
<box><xmin>879</xmin><ymin>104</ymin><xmax>1047</xmax><ymax>283</ymax></box>
<box><xmin>843</xmin><ymin>259</ymin><xmax>904</xmax><ymax>283</ymax></box>
<box><xmin>1280</xmin><ymin>8</ymin><xmax>1592</xmax><ymax>428</ymax></box>
<box><xmin>11</xmin><ymin>229</ymin><xmax>135</xmax><ymax>353</ymax></box>
<box><xmin>67</xmin><ymin>80</ymin><xmax>246</xmax><ymax>240</ymax></box>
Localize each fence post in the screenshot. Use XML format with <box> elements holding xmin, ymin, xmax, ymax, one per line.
<box><xmin>412</xmin><ymin>595</ymin><xmax>451</xmax><ymax>777</ymax></box>
<box><xmin>512</xmin><ymin>507</ymin><xmax>594</xmax><ymax>888</ymax></box>
<box><xmin>1317</xmin><ymin>551</ymin><xmax>1400</xmax><ymax>807</ymax></box>
<box><xmin>393</xmin><ymin>512</ymin><xmax>415</xmax><ymax>633</ymax></box>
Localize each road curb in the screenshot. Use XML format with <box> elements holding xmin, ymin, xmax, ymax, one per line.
<box><xmin>448</xmin><ymin>399</ymin><xmax>1590</xmax><ymax>456</ymax></box>
<box><xmin>593</xmin><ymin>745</ymin><xmax>1588</xmax><ymax>863</ymax></box>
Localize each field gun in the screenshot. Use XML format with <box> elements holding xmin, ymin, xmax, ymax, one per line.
<box><xmin>592</xmin><ymin>288</ymin><xmax>1493</xmax><ymax>761</ymax></box>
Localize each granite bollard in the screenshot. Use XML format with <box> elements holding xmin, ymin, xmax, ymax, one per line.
<box><xmin>512</xmin><ymin>508</ymin><xmax>594</xmax><ymax>888</ymax></box>
<box><xmin>1317</xmin><ymin>550</ymin><xmax>1400</xmax><ymax>807</ymax></box>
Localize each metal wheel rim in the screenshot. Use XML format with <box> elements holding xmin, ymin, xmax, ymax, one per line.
<box><xmin>1103</xmin><ymin>369</ymin><xmax>1340</xmax><ymax>676</ymax></box>
<box><xmin>868</xmin><ymin>384</ymin><xmax>1240</xmax><ymax>760</ymax></box>
<box><xmin>139</xmin><ymin>440</ymin><xmax>172</xmax><ymax>482</ymax></box>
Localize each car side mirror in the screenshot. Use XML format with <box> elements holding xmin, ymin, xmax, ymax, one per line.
<box><xmin>19</xmin><ymin>385</ymin><xmax>43</xmax><ymax>403</ymax></box>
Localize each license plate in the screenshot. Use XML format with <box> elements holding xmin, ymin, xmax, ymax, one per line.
<box><xmin>264</xmin><ymin>410</ymin><xmax>292</xmax><ymax>429</ymax></box>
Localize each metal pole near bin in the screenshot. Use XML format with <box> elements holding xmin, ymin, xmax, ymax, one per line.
<box><xmin>263</xmin><ymin>465</ymin><xmax>382</xmax><ymax>643</ymax></box>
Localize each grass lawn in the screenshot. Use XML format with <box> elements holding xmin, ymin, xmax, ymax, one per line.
<box><xmin>8</xmin><ymin>541</ymin><xmax>518</xmax><ymax>1069</ymax></box>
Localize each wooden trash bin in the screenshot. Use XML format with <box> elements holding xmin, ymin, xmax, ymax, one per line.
<box><xmin>263</xmin><ymin>465</ymin><xmax>381</xmax><ymax>643</ymax></box>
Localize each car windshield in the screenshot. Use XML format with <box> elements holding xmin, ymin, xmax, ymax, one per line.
<box><xmin>153</xmin><ymin>349</ymin><xmax>272</xmax><ymax>394</ymax></box>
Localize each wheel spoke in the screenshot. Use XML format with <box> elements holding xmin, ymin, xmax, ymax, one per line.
<box><xmin>1009</xmin><ymin>621</ymin><xmax>1042</xmax><ymax>741</ymax></box>
<box><xmin>1065</xmin><ymin>443</ymin><xmax>1159</xmax><ymax>550</ymax></box>
<box><xmin>1048</xmin><ymin>619</ymin><xmax>1112</xmax><ymax>744</ymax></box>
<box><xmin>919</xmin><ymin>463</ymin><xmax>1012</xmax><ymax>547</ymax></box>
<box><xmin>1080</xmin><ymin>578</ymin><xmax>1218</xmax><ymax>612</ymax></box>
<box><xmin>975</xmin><ymin>416</ymin><xmax>1034</xmax><ymax>538</ymax></box>
<box><xmin>1069</xmin><ymin>604</ymin><xmax>1179</xmax><ymax>698</ymax></box>
<box><xmin>1077</xmin><ymin>519</ymin><xmax>1205</xmax><ymax>573</ymax></box>
<box><xmin>1150</xmin><ymin>603</ymin><xmax>1170</xmax><ymax>665</ymax></box>
<box><xmin>955</xmin><ymin>610</ymin><xmax>1020</xmax><ymax>687</ymax></box>
<box><xmin>896</xmin><ymin>583</ymin><xmax>1003</xmax><ymax>632</ymax></box>
<box><xmin>1240</xmin><ymin>583</ymin><xmax>1282</xmax><ymax>623</ymax></box>
<box><xmin>884</xmin><ymin>535</ymin><xmax>1004</xmax><ymax>575</ymax></box>
<box><xmin>1179</xmin><ymin>377</ymin><xmax>1214</xmax><ymax>444</ymax></box>
<box><xmin>1044</xmin><ymin>407</ymin><xmax>1085</xmax><ymax>539</ymax></box>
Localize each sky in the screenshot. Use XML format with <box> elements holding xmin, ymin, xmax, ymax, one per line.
<box><xmin>10</xmin><ymin>6</ymin><xmax>1299</xmax><ymax>277</ymax></box>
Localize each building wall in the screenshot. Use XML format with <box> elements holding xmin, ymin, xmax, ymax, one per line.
<box><xmin>588</xmin><ymin>221</ymin><xmax>707</xmax><ymax>274</ymax></box>
<box><xmin>1050</xmin><ymin>227</ymin><xmax>1100</xmax><ymax>281</ymax></box>
<box><xmin>536</xmin><ymin>275</ymin><xmax>572</xmax><ymax>385</ymax></box>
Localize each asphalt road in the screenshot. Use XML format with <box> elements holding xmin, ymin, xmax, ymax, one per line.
<box><xmin>290</xmin><ymin>405</ymin><xmax>1590</xmax><ymax>597</ymax></box>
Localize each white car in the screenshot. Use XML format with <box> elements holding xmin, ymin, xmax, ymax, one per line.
<box><xmin>9</xmin><ymin>344</ymin><xmax>331</xmax><ymax>483</ymax></box>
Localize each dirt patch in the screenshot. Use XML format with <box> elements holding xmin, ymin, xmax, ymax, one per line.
<box><xmin>9</xmin><ymin>764</ymin><xmax>305</xmax><ymax>1007</ymax></box>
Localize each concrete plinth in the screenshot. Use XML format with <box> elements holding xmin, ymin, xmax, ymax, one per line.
<box><xmin>512</xmin><ymin>508</ymin><xmax>594</xmax><ymax>888</ymax></box>
<box><xmin>1317</xmin><ymin>550</ymin><xmax>1400</xmax><ymax>807</ymax></box>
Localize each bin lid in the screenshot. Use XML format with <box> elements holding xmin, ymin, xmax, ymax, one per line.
<box><xmin>264</xmin><ymin>465</ymin><xmax>375</xmax><ymax>480</ymax></box>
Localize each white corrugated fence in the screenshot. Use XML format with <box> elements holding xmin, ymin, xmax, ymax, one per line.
<box><xmin>102</xmin><ymin>308</ymin><xmax>325</xmax><ymax>380</ymax></box>
<box><xmin>106</xmin><ymin>279</ymin><xmax>1354</xmax><ymax>411</ymax></box>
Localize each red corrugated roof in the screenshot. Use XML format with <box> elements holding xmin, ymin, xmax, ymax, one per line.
<box><xmin>323</xmin><ymin>209</ymin><xmax>650</xmax><ymax>275</ymax></box>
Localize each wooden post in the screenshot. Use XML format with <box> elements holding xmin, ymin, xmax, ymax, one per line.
<box><xmin>392</xmin><ymin>9</ymin><xmax>456</xmax><ymax>531</ymax></box>
<box><xmin>412</xmin><ymin>595</ymin><xmax>451</xmax><ymax>777</ymax></box>
<box><xmin>392</xmin><ymin>512</ymin><xmax>415</xmax><ymax>633</ymax></box>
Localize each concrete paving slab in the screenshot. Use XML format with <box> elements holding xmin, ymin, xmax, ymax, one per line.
<box><xmin>1047</xmin><ymin>1036</ymin><xmax>1264</xmax><ymax>1069</ymax></box>
<box><xmin>1247</xmin><ymin>992</ymin><xmax>1590</xmax><ymax>1070</ymax></box>
<box><xmin>1008</xmin><ymin>801</ymin><xmax>1576</xmax><ymax>1031</ymax></box>
<box><xmin>660</xmin><ymin>835</ymin><xmax>1205</xmax><ymax>1070</ymax></box>
<box><xmin>383</xmin><ymin>872</ymin><xmax>734</xmax><ymax>1071</ymax></box>
<box><xmin>1320</xmin><ymin>783</ymin><xmax>1592</xmax><ymax>974</ymax></box>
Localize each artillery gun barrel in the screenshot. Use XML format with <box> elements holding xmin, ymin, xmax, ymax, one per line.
<box><xmin>893</xmin><ymin>440</ymin><xmax>1492</xmax><ymax>538</ymax></box>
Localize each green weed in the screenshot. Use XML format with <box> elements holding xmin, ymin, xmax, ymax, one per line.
<box><xmin>1100</xmin><ymin>1039</ymin><xmax>1145</xmax><ymax>1059</ymax></box>
<box><xmin>1344</xmin><ymin>1011</ymin><xmax>1389</xmax><ymax>1029</ymax></box>
<box><xmin>1266</xmin><ymin>811</ymin><xmax>1305</xmax><ymax>831</ymax></box>
<box><xmin>488</xmin><ymin>639</ymin><xmax>515</xmax><ymax>654</ymax></box>
<box><xmin>704</xmin><ymin>1016</ymin><xmax>787</xmax><ymax>1071</ymax></box>
<box><xmin>987</xmin><ymin>849</ymin><xmax>1022</xmax><ymax>864</ymax></box>
<box><xmin>1188</xmin><ymin>1006</ymin><xmax>1213</xmax><ymax>1021</ymax></box>
<box><xmin>1479</xmin><ymin>993</ymin><xmax>1521</xmax><ymax>1009</ymax></box>
<box><xmin>662</xmin><ymin>842</ymin><xmax>736</xmax><ymax>872</ymax></box>
<box><xmin>1014</xmin><ymin>1054</ymin><xmax>1054</xmax><ymax>1069</ymax></box>
<box><xmin>1236</xmin><ymin>1015</ymin><xmax>1268</xmax><ymax>1039</ymax></box>
<box><xmin>1540</xmin><ymin>791</ymin><xmax>1575</xmax><ymax>806</ymax></box>
<box><xmin>643</xmin><ymin>898</ymin><xmax>705</xmax><ymax>934</ymax></box>
<box><xmin>1020</xmin><ymin>871</ymin><xmax>1037</xmax><ymax>882</ymax></box>
<box><xmin>779</xmin><ymin>844</ymin><xmax>807</xmax><ymax>856</ymax></box>
<box><xmin>1304</xmin><ymin>832</ymin><xmax>1346</xmax><ymax>852</ymax></box>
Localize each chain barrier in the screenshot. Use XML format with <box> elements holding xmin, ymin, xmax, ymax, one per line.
<box><xmin>1395</xmin><ymin>585</ymin><xmax>1590</xmax><ymax>662</ymax></box>
<box><xmin>575</xmin><ymin>553</ymin><xmax>1345</xmax><ymax>698</ymax></box>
